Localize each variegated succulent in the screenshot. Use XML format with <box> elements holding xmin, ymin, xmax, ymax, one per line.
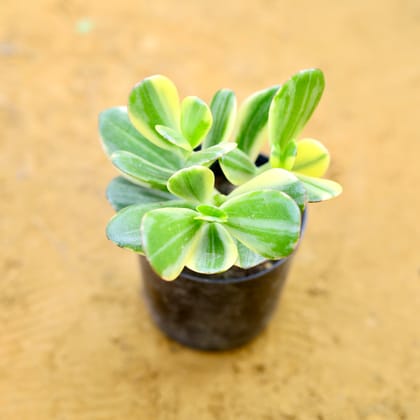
<box><xmin>99</xmin><ymin>70</ymin><xmax>342</xmax><ymax>281</ymax></box>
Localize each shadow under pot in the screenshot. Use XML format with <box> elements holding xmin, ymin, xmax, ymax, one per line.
<box><xmin>140</xmin><ymin>154</ymin><xmax>307</xmax><ymax>351</ymax></box>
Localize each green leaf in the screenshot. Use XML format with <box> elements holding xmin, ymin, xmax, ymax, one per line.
<box><xmin>292</xmin><ymin>138</ymin><xmax>330</xmax><ymax>177</ymax></box>
<box><xmin>269</xmin><ymin>69</ymin><xmax>325</xmax><ymax>167</ymax></box>
<box><xmin>222</xmin><ymin>190</ymin><xmax>301</xmax><ymax>259</ymax></box>
<box><xmin>270</xmin><ymin>140</ymin><xmax>297</xmax><ymax>170</ymax></box>
<box><xmin>203</xmin><ymin>89</ymin><xmax>237</xmax><ymax>148</ymax></box>
<box><xmin>235</xmin><ymin>85</ymin><xmax>279</xmax><ymax>161</ymax></box>
<box><xmin>142</xmin><ymin>208</ymin><xmax>203</xmax><ymax>280</ymax></box>
<box><xmin>229</xmin><ymin>168</ymin><xmax>307</xmax><ymax>211</ymax></box>
<box><xmin>107</xmin><ymin>201</ymin><xmax>192</xmax><ymax>254</ymax></box>
<box><xmin>181</xmin><ymin>96</ymin><xmax>213</xmax><ymax>148</ymax></box>
<box><xmin>99</xmin><ymin>107</ymin><xmax>182</xmax><ymax>170</ymax></box>
<box><xmin>128</xmin><ymin>75</ymin><xmax>181</xmax><ymax>151</ymax></box>
<box><xmin>111</xmin><ymin>150</ymin><xmax>174</xmax><ymax>188</ymax></box>
<box><xmin>106</xmin><ymin>176</ymin><xmax>177</xmax><ymax>211</ymax></box>
<box><xmin>167</xmin><ymin>166</ymin><xmax>215</xmax><ymax>204</ymax></box>
<box><xmin>186</xmin><ymin>223</ymin><xmax>238</xmax><ymax>274</ymax></box>
<box><xmin>196</xmin><ymin>204</ymin><xmax>227</xmax><ymax>222</ymax></box>
<box><xmin>107</xmin><ymin>203</ymin><xmax>157</xmax><ymax>253</ymax></box>
<box><xmin>155</xmin><ymin>125</ymin><xmax>192</xmax><ymax>151</ymax></box>
<box><xmin>235</xmin><ymin>240</ymin><xmax>265</xmax><ymax>269</ymax></box>
<box><xmin>186</xmin><ymin>143</ymin><xmax>236</xmax><ymax>167</ymax></box>
<box><xmin>219</xmin><ymin>148</ymin><xmax>257</xmax><ymax>186</ymax></box>
<box><xmin>295</xmin><ymin>173</ymin><xmax>342</xmax><ymax>202</ymax></box>
<box><xmin>213</xmin><ymin>193</ymin><xmax>228</xmax><ymax>207</ymax></box>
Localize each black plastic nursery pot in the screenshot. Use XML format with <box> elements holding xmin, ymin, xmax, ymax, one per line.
<box><xmin>140</xmin><ymin>154</ymin><xmax>308</xmax><ymax>351</ymax></box>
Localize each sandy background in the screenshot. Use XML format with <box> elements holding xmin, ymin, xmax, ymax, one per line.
<box><xmin>1</xmin><ymin>0</ymin><xmax>419</xmax><ymax>419</ymax></box>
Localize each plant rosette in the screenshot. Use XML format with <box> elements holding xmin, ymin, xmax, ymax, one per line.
<box><xmin>99</xmin><ymin>70</ymin><xmax>342</xmax><ymax>349</ymax></box>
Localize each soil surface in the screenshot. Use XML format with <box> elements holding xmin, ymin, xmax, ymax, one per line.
<box><xmin>1</xmin><ymin>0</ymin><xmax>419</xmax><ymax>419</ymax></box>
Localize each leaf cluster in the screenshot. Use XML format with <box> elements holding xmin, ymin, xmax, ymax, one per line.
<box><xmin>99</xmin><ymin>70</ymin><xmax>342</xmax><ymax>280</ymax></box>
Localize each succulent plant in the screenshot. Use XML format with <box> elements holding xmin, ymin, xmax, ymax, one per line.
<box><xmin>99</xmin><ymin>70</ymin><xmax>342</xmax><ymax>281</ymax></box>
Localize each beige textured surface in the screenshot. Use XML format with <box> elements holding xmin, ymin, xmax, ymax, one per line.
<box><xmin>1</xmin><ymin>0</ymin><xmax>420</xmax><ymax>419</ymax></box>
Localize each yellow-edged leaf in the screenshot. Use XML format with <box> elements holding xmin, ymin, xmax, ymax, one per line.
<box><xmin>128</xmin><ymin>75</ymin><xmax>182</xmax><ymax>151</ymax></box>
<box><xmin>167</xmin><ymin>166</ymin><xmax>215</xmax><ymax>204</ymax></box>
<box><xmin>181</xmin><ymin>96</ymin><xmax>213</xmax><ymax>148</ymax></box>
<box><xmin>142</xmin><ymin>208</ymin><xmax>203</xmax><ymax>280</ymax></box>
<box><xmin>186</xmin><ymin>223</ymin><xmax>238</xmax><ymax>274</ymax></box>
<box><xmin>222</xmin><ymin>190</ymin><xmax>301</xmax><ymax>259</ymax></box>
<box><xmin>295</xmin><ymin>173</ymin><xmax>343</xmax><ymax>202</ymax></box>
<box><xmin>292</xmin><ymin>138</ymin><xmax>330</xmax><ymax>177</ymax></box>
<box><xmin>229</xmin><ymin>168</ymin><xmax>307</xmax><ymax>211</ymax></box>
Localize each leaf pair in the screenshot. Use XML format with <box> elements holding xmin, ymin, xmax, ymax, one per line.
<box><xmin>219</xmin><ymin>141</ymin><xmax>341</xmax><ymax>203</ymax></box>
<box><xmin>129</xmin><ymin>75</ymin><xmax>212</xmax><ymax>152</ymax></box>
<box><xmin>268</xmin><ymin>68</ymin><xmax>325</xmax><ymax>169</ymax></box>
<box><xmin>107</xmin><ymin>166</ymin><xmax>303</xmax><ymax>280</ymax></box>
<box><xmin>267</xmin><ymin>69</ymin><xmax>342</xmax><ymax>200</ymax></box>
<box><xmin>99</xmin><ymin>107</ymin><xmax>183</xmax><ymax>189</ymax></box>
<box><xmin>225</xmin><ymin>68</ymin><xmax>326</xmax><ymax>172</ymax></box>
<box><xmin>142</xmin><ymin>188</ymin><xmax>301</xmax><ymax>280</ymax></box>
<box><xmin>100</xmin><ymin>83</ymin><xmax>236</xmax><ymax>190</ymax></box>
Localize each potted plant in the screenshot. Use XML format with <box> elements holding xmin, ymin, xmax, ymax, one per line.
<box><xmin>99</xmin><ymin>69</ymin><xmax>342</xmax><ymax>350</ymax></box>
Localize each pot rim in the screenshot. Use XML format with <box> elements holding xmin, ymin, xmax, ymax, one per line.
<box><xmin>180</xmin><ymin>256</ymin><xmax>289</xmax><ymax>284</ymax></box>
